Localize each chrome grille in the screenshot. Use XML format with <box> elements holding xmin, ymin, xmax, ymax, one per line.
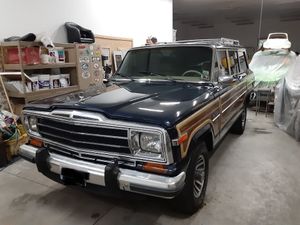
<box><xmin>48</xmin><ymin>145</ymin><xmax>135</xmax><ymax>167</ymax></box>
<box><xmin>37</xmin><ymin>118</ymin><xmax>131</xmax><ymax>154</ymax></box>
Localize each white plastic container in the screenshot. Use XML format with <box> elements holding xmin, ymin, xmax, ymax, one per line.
<box><xmin>5</xmin><ymin>81</ymin><xmax>28</xmax><ymax>93</ymax></box>
<box><xmin>56</xmin><ymin>47</ymin><xmax>65</xmax><ymax>63</ymax></box>
<box><xmin>50</xmin><ymin>75</ymin><xmax>61</xmax><ymax>89</ymax></box>
<box><xmin>48</xmin><ymin>49</ymin><xmax>58</xmax><ymax>64</ymax></box>
<box><xmin>38</xmin><ymin>74</ymin><xmax>50</xmax><ymax>89</ymax></box>
<box><xmin>26</xmin><ymin>81</ymin><xmax>32</xmax><ymax>92</ymax></box>
<box><xmin>40</xmin><ymin>54</ymin><xmax>50</xmax><ymax>64</ymax></box>
<box><xmin>30</xmin><ymin>76</ymin><xmax>39</xmax><ymax>91</ymax></box>
<box><xmin>60</xmin><ymin>74</ymin><xmax>70</xmax><ymax>87</ymax></box>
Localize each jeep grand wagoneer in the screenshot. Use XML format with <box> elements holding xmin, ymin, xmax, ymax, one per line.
<box><xmin>20</xmin><ymin>38</ymin><xmax>254</xmax><ymax>213</ymax></box>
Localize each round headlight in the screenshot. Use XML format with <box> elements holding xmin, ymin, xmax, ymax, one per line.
<box><xmin>28</xmin><ymin>116</ymin><xmax>38</xmax><ymax>132</ymax></box>
<box><xmin>140</xmin><ymin>132</ymin><xmax>162</xmax><ymax>153</ymax></box>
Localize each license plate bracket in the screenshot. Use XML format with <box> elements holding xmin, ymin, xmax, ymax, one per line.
<box><xmin>61</xmin><ymin>168</ymin><xmax>89</xmax><ymax>186</ymax></box>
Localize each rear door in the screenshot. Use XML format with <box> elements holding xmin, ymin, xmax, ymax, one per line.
<box><xmin>217</xmin><ymin>49</ymin><xmax>248</xmax><ymax>130</ymax></box>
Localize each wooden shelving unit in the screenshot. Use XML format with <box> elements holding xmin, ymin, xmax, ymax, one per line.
<box><xmin>3</xmin><ymin>62</ymin><xmax>76</xmax><ymax>70</ymax></box>
<box><xmin>7</xmin><ymin>85</ymin><xmax>79</xmax><ymax>102</ymax></box>
<box><xmin>0</xmin><ymin>41</ymin><xmax>80</xmax><ymax>107</ymax></box>
<box><xmin>0</xmin><ymin>41</ymin><xmax>75</xmax><ymax>48</ymax></box>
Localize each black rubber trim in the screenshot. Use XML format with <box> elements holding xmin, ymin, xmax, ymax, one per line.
<box><xmin>105</xmin><ymin>160</ymin><xmax>120</xmax><ymax>191</ymax></box>
<box><xmin>35</xmin><ymin>148</ymin><xmax>50</xmax><ymax>173</ymax></box>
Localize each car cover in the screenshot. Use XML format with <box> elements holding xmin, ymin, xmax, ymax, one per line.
<box><xmin>274</xmin><ymin>56</ymin><xmax>300</xmax><ymax>141</ymax></box>
<box><xmin>249</xmin><ymin>49</ymin><xmax>297</xmax><ymax>89</ymax></box>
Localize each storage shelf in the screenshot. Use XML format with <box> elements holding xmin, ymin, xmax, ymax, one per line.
<box><xmin>1</xmin><ymin>41</ymin><xmax>75</xmax><ymax>48</ymax></box>
<box><xmin>1</xmin><ymin>41</ymin><xmax>85</xmax><ymax>108</ymax></box>
<box><xmin>7</xmin><ymin>85</ymin><xmax>79</xmax><ymax>102</ymax></box>
<box><xmin>4</xmin><ymin>63</ymin><xmax>76</xmax><ymax>70</ymax></box>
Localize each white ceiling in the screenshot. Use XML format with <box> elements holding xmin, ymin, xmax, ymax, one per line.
<box><xmin>174</xmin><ymin>0</ymin><xmax>300</xmax><ymax>28</ymax></box>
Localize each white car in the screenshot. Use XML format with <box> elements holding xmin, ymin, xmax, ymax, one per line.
<box><xmin>263</xmin><ymin>33</ymin><xmax>291</xmax><ymax>49</ymax></box>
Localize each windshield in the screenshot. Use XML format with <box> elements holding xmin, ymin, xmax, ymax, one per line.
<box><xmin>116</xmin><ymin>47</ymin><xmax>212</xmax><ymax>82</ymax></box>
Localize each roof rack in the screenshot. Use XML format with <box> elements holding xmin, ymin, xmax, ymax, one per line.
<box><xmin>175</xmin><ymin>38</ymin><xmax>240</xmax><ymax>46</ymax></box>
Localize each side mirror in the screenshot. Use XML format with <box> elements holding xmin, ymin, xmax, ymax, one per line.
<box><xmin>219</xmin><ymin>75</ymin><xmax>234</xmax><ymax>84</ymax></box>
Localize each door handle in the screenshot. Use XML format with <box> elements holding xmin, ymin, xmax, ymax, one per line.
<box><xmin>238</xmin><ymin>73</ymin><xmax>246</xmax><ymax>80</ymax></box>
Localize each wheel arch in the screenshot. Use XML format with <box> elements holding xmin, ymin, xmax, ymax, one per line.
<box><xmin>189</xmin><ymin>124</ymin><xmax>214</xmax><ymax>154</ymax></box>
<box><xmin>244</xmin><ymin>92</ymin><xmax>252</xmax><ymax>107</ymax></box>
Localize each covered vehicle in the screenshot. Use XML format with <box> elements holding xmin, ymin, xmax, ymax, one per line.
<box><xmin>274</xmin><ymin>56</ymin><xmax>300</xmax><ymax>141</ymax></box>
<box><xmin>249</xmin><ymin>33</ymin><xmax>296</xmax><ymax>89</ymax></box>
<box><xmin>249</xmin><ymin>49</ymin><xmax>296</xmax><ymax>89</ymax></box>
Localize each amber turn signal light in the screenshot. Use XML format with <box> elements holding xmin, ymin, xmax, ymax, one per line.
<box><xmin>142</xmin><ymin>162</ymin><xmax>168</xmax><ymax>174</ymax></box>
<box><xmin>29</xmin><ymin>138</ymin><xmax>44</xmax><ymax>148</ymax></box>
<box><xmin>178</xmin><ymin>133</ymin><xmax>188</xmax><ymax>145</ymax></box>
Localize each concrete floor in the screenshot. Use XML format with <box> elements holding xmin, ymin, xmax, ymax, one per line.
<box><xmin>1</xmin><ymin>111</ymin><xmax>300</xmax><ymax>225</ymax></box>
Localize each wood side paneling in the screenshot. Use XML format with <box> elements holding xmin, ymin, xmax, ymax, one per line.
<box><xmin>176</xmin><ymin>80</ymin><xmax>248</xmax><ymax>159</ymax></box>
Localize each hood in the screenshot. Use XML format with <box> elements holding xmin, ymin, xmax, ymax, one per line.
<box><xmin>25</xmin><ymin>81</ymin><xmax>216</xmax><ymax>128</ymax></box>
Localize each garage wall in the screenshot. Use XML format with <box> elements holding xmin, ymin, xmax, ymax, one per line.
<box><xmin>175</xmin><ymin>18</ymin><xmax>300</xmax><ymax>53</ymax></box>
<box><xmin>0</xmin><ymin>0</ymin><xmax>173</xmax><ymax>47</ymax></box>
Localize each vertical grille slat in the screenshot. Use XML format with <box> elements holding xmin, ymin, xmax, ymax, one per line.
<box><xmin>37</xmin><ymin>118</ymin><xmax>131</xmax><ymax>155</ymax></box>
<box><xmin>39</xmin><ymin>118</ymin><xmax>128</xmax><ymax>137</ymax></box>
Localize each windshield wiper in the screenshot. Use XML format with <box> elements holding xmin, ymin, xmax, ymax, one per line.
<box><xmin>139</xmin><ymin>71</ymin><xmax>167</xmax><ymax>77</ymax></box>
<box><xmin>111</xmin><ymin>72</ymin><xmax>134</xmax><ymax>81</ymax></box>
<box><xmin>138</xmin><ymin>71</ymin><xmax>183</xmax><ymax>82</ymax></box>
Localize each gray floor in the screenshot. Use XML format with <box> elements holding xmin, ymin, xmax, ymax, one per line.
<box><xmin>1</xmin><ymin>111</ymin><xmax>300</xmax><ymax>225</ymax></box>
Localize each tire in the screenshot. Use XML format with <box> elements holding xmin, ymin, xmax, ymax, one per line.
<box><xmin>173</xmin><ymin>141</ymin><xmax>209</xmax><ymax>214</ymax></box>
<box><xmin>231</xmin><ymin>106</ymin><xmax>247</xmax><ymax>135</ymax></box>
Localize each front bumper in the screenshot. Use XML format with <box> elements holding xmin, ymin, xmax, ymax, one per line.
<box><xmin>19</xmin><ymin>144</ymin><xmax>185</xmax><ymax>199</ymax></box>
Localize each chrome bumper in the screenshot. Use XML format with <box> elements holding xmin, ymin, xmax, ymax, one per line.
<box><xmin>19</xmin><ymin>144</ymin><xmax>36</xmax><ymax>162</ymax></box>
<box><xmin>19</xmin><ymin>144</ymin><xmax>186</xmax><ymax>199</ymax></box>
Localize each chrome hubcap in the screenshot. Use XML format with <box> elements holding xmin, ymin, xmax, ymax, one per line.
<box><xmin>193</xmin><ymin>154</ymin><xmax>206</xmax><ymax>198</ymax></box>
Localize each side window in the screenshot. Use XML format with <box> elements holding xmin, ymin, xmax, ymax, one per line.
<box><xmin>216</xmin><ymin>51</ymin><xmax>230</xmax><ymax>76</ymax></box>
<box><xmin>228</xmin><ymin>51</ymin><xmax>240</xmax><ymax>75</ymax></box>
<box><xmin>238</xmin><ymin>50</ymin><xmax>248</xmax><ymax>73</ymax></box>
<box><xmin>212</xmin><ymin>54</ymin><xmax>219</xmax><ymax>80</ymax></box>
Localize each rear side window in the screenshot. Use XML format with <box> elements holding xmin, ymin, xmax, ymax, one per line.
<box><xmin>216</xmin><ymin>51</ymin><xmax>230</xmax><ymax>76</ymax></box>
<box><xmin>238</xmin><ymin>51</ymin><xmax>248</xmax><ymax>73</ymax></box>
<box><xmin>228</xmin><ymin>51</ymin><xmax>240</xmax><ymax>75</ymax></box>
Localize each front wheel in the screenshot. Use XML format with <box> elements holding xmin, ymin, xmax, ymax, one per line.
<box><xmin>173</xmin><ymin>141</ymin><xmax>209</xmax><ymax>214</ymax></box>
